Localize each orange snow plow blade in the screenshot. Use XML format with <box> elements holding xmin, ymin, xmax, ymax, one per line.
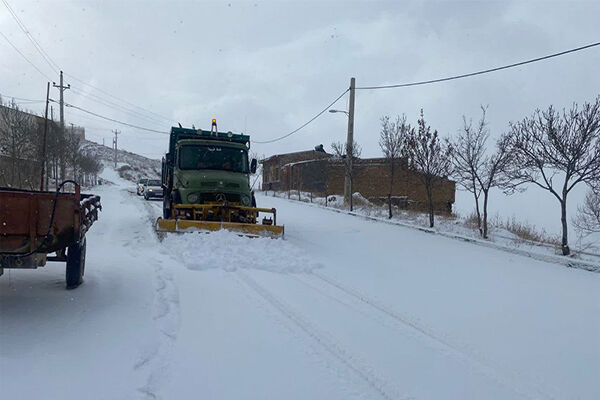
<box><xmin>155</xmin><ymin>204</ymin><xmax>284</xmax><ymax>238</ymax></box>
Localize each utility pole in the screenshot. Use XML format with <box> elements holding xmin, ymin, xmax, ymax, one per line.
<box><xmin>53</xmin><ymin>70</ymin><xmax>70</xmax><ymax>181</ymax></box>
<box><xmin>40</xmin><ymin>82</ymin><xmax>50</xmax><ymax>191</ymax></box>
<box><xmin>344</xmin><ymin>77</ymin><xmax>355</xmax><ymax>205</ymax></box>
<box><xmin>112</xmin><ymin>129</ymin><xmax>120</xmax><ymax>168</ymax></box>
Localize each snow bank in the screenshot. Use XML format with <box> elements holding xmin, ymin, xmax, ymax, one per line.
<box><xmin>261</xmin><ymin>191</ymin><xmax>600</xmax><ymax>268</ymax></box>
<box><xmin>162</xmin><ymin>229</ymin><xmax>322</xmax><ymax>273</ymax></box>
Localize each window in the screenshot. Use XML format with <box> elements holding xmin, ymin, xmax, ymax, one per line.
<box><xmin>179</xmin><ymin>145</ymin><xmax>248</xmax><ymax>173</ymax></box>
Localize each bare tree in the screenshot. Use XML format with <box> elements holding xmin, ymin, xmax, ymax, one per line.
<box><xmin>64</xmin><ymin>134</ymin><xmax>81</xmax><ymax>182</ymax></box>
<box><xmin>0</xmin><ymin>98</ymin><xmax>101</xmax><ymax>190</ymax></box>
<box><xmin>451</xmin><ymin>107</ymin><xmax>511</xmax><ymax>238</ymax></box>
<box><xmin>505</xmin><ymin>97</ymin><xmax>600</xmax><ymax>255</ymax></box>
<box><xmin>574</xmin><ymin>188</ymin><xmax>600</xmax><ymax>234</ymax></box>
<box><xmin>331</xmin><ymin>140</ymin><xmax>362</xmax><ymax>211</ymax></box>
<box><xmin>379</xmin><ymin>114</ymin><xmax>409</xmax><ymax>218</ymax></box>
<box><xmin>405</xmin><ymin>109</ymin><xmax>453</xmax><ymax>228</ymax></box>
<box><xmin>451</xmin><ymin>108</ymin><xmax>487</xmax><ymax>233</ymax></box>
<box><xmin>45</xmin><ymin>119</ymin><xmax>64</xmax><ymax>189</ymax></box>
<box><xmin>405</xmin><ymin>109</ymin><xmax>452</xmax><ymax>228</ymax></box>
<box><xmin>79</xmin><ymin>152</ymin><xmax>103</xmax><ymax>186</ymax></box>
<box><xmin>0</xmin><ymin>98</ymin><xmax>40</xmax><ymax>188</ymax></box>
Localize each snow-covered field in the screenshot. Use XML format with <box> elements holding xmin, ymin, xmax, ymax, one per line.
<box><xmin>1</xmin><ymin>169</ymin><xmax>599</xmax><ymax>400</ymax></box>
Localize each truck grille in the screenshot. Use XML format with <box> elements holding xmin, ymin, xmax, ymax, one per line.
<box><xmin>203</xmin><ymin>193</ymin><xmax>241</xmax><ymax>203</ymax></box>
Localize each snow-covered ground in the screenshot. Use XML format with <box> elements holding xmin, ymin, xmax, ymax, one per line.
<box><xmin>265</xmin><ymin>190</ymin><xmax>600</xmax><ymax>267</ymax></box>
<box><xmin>1</xmin><ymin>168</ymin><xmax>599</xmax><ymax>400</ymax></box>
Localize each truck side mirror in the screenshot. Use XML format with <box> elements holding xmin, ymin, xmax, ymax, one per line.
<box><xmin>250</xmin><ymin>158</ymin><xmax>257</xmax><ymax>174</ymax></box>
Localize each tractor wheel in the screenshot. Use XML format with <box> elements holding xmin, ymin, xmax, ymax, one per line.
<box><xmin>163</xmin><ymin>192</ymin><xmax>172</xmax><ymax>219</ymax></box>
<box><xmin>66</xmin><ymin>238</ymin><xmax>86</xmax><ymax>289</ymax></box>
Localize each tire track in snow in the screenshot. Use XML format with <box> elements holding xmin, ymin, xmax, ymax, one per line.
<box><xmin>235</xmin><ymin>269</ymin><xmax>411</xmax><ymax>400</ymax></box>
<box><xmin>127</xmin><ymin>191</ymin><xmax>181</xmax><ymax>399</ymax></box>
<box><xmin>136</xmin><ymin>259</ymin><xmax>180</xmax><ymax>400</ymax></box>
<box><xmin>309</xmin><ymin>270</ymin><xmax>557</xmax><ymax>400</ymax></box>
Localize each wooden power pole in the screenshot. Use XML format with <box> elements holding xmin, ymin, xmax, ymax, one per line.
<box><xmin>344</xmin><ymin>77</ymin><xmax>355</xmax><ymax>205</ymax></box>
<box><xmin>112</xmin><ymin>129</ymin><xmax>120</xmax><ymax>168</ymax></box>
<box><xmin>53</xmin><ymin>71</ymin><xmax>70</xmax><ymax>181</ymax></box>
<box><xmin>40</xmin><ymin>82</ymin><xmax>50</xmax><ymax>191</ymax></box>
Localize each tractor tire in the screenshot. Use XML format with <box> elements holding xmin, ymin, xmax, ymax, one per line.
<box><xmin>163</xmin><ymin>191</ymin><xmax>172</xmax><ymax>219</ymax></box>
<box><xmin>66</xmin><ymin>238</ymin><xmax>86</xmax><ymax>289</ymax></box>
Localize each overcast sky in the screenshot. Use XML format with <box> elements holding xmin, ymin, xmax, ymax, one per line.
<box><xmin>1</xmin><ymin>0</ymin><xmax>599</xmax><ymax>234</ymax></box>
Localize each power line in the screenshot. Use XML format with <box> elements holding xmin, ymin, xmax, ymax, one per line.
<box><xmin>0</xmin><ymin>93</ymin><xmax>44</xmax><ymax>102</ymax></box>
<box><xmin>65</xmin><ymin>73</ymin><xmax>177</xmax><ymax>124</ymax></box>
<box><xmin>70</xmin><ymin>86</ymin><xmax>171</xmax><ymax>125</ymax></box>
<box><xmin>252</xmin><ymin>88</ymin><xmax>350</xmax><ymax>144</ymax></box>
<box><xmin>0</xmin><ymin>30</ymin><xmax>52</xmax><ymax>80</ymax></box>
<box><xmin>1</xmin><ymin>0</ymin><xmax>60</xmax><ymax>73</ymax></box>
<box><xmin>356</xmin><ymin>41</ymin><xmax>600</xmax><ymax>90</ymax></box>
<box><xmin>58</xmin><ymin>101</ymin><xmax>169</xmax><ymax>134</ymax></box>
<box><xmin>1</xmin><ymin>0</ymin><xmax>176</xmax><ymax>126</ymax></box>
<box><xmin>14</xmin><ymin>100</ymin><xmax>45</xmax><ymax>105</ymax></box>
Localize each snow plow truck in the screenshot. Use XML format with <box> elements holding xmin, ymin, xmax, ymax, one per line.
<box><xmin>156</xmin><ymin>120</ymin><xmax>284</xmax><ymax>238</ymax></box>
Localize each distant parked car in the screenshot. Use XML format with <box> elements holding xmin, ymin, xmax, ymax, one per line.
<box><xmin>137</xmin><ymin>178</ymin><xmax>148</xmax><ymax>196</ymax></box>
<box><xmin>144</xmin><ymin>179</ymin><xmax>163</xmax><ymax>200</ymax></box>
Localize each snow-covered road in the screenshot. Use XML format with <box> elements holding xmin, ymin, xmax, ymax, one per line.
<box><xmin>1</xmin><ymin>174</ymin><xmax>599</xmax><ymax>400</ymax></box>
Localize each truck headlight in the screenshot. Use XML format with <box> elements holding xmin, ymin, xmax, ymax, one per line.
<box><xmin>241</xmin><ymin>195</ymin><xmax>250</xmax><ymax>206</ymax></box>
<box><xmin>188</xmin><ymin>193</ymin><xmax>199</xmax><ymax>203</ymax></box>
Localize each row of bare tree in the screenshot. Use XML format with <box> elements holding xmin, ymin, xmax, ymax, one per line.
<box><xmin>376</xmin><ymin>96</ymin><xmax>600</xmax><ymax>256</ymax></box>
<box><xmin>0</xmin><ymin>97</ymin><xmax>103</xmax><ymax>190</ymax></box>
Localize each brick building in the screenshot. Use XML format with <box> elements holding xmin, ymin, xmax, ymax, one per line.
<box><xmin>261</xmin><ymin>148</ymin><xmax>455</xmax><ymax>213</ymax></box>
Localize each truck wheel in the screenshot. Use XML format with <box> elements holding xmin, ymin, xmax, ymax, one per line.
<box><xmin>66</xmin><ymin>238</ymin><xmax>86</xmax><ymax>289</ymax></box>
<box><xmin>163</xmin><ymin>194</ymin><xmax>172</xmax><ymax>219</ymax></box>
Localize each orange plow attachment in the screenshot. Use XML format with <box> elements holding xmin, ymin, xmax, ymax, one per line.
<box><xmin>155</xmin><ymin>204</ymin><xmax>284</xmax><ymax>238</ymax></box>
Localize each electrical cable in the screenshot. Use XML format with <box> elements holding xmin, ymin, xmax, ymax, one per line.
<box><xmin>356</xmin><ymin>41</ymin><xmax>600</xmax><ymax>90</ymax></box>
<box><xmin>0</xmin><ymin>93</ymin><xmax>44</xmax><ymax>102</ymax></box>
<box><xmin>1</xmin><ymin>0</ymin><xmax>176</xmax><ymax>126</ymax></box>
<box><xmin>65</xmin><ymin>73</ymin><xmax>177</xmax><ymax>124</ymax></box>
<box><xmin>59</xmin><ymin>100</ymin><xmax>169</xmax><ymax>134</ymax></box>
<box><xmin>70</xmin><ymin>86</ymin><xmax>170</xmax><ymax>125</ymax></box>
<box><xmin>0</xmin><ymin>30</ymin><xmax>53</xmax><ymax>80</ymax></box>
<box><xmin>252</xmin><ymin>88</ymin><xmax>350</xmax><ymax>144</ymax></box>
<box><xmin>2</xmin><ymin>0</ymin><xmax>60</xmax><ymax>73</ymax></box>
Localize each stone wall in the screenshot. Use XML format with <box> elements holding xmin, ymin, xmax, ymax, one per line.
<box><xmin>325</xmin><ymin>159</ymin><xmax>454</xmax><ymax>213</ymax></box>
<box><xmin>261</xmin><ymin>152</ymin><xmax>455</xmax><ymax>214</ymax></box>
<box><xmin>261</xmin><ymin>150</ymin><xmax>331</xmax><ymax>191</ymax></box>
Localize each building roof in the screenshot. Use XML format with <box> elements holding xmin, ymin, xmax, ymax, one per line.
<box><xmin>260</xmin><ymin>149</ymin><xmax>331</xmax><ymax>164</ymax></box>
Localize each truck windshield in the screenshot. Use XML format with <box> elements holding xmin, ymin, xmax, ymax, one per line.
<box><xmin>147</xmin><ymin>180</ymin><xmax>161</xmax><ymax>186</ymax></box>
<box><xmin>179</xmin><ymin>145</ymin><xmax>248</xmax><ymax>173</ymax></box>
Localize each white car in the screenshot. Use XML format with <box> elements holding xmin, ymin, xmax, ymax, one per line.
<box><xmin>143</xmin><ymin>179</ymin><xmax>163</xmax><ymax>200</ymax></box>
<box><xmin>137</xmin><ymin>178</ymin><xmax>148</xmax><ymax>196</ymax></box>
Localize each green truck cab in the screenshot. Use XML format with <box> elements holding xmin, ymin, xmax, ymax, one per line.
<box><xmin>161</xmin><ymin>124</ymin><xmax>257</xmax><ymax>220</ymax></box>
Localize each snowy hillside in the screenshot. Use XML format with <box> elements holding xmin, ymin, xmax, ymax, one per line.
<box><xmin>1</xmin><ymin>163</ymin><xmax>598</xmax><ymax>400</ymax></box>
<box><xmin>80</xmin><ymin>139</ymin><xmax>161</xmax><ymax>183</ymax></box>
